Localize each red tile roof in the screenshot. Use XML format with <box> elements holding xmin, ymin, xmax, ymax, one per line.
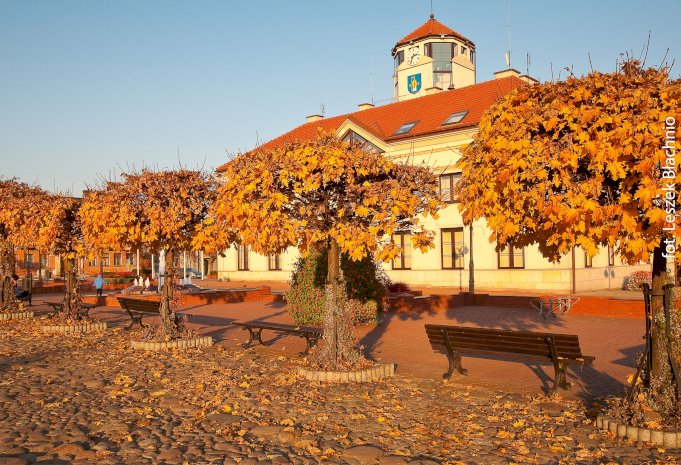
<box><xmin>216</xmin><ymin>76</ymin><xmax>525</xmax><ymax>173</ymax></box>
<box><xmin>394</xmin><ymin>18</ymin><xmax>472</xmax><ymax>49</ymax></box>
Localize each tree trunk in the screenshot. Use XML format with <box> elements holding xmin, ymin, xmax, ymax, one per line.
<box><xmin>0</xmin><ymin>235</ymin><xmax>17</xmax><ymax>311</ymax></box>
<box><xmin>62</xmin><ymin>257</ymin><xmax>86</xmax><ymax>320</ymax></box>
<box><xmin>315</xmin><ymin>237</ymin><xmax>357</xmax><ymax>369</ymax></box>
<box><xmin>159</xmin><ymin>249</ymin><xmax>179</xmax><ymax>338</ymax></box>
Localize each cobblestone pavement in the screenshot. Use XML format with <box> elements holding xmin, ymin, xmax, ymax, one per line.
<box><xmin>1</xmin><ymin>318</ymin><xmax>680</xmax><ymax>465</ymax></box>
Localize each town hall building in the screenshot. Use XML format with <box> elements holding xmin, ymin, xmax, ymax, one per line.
<box><xmin>215</xmin><ymin>16</ymin><xmax>647</xmax><ymax>292</ymax></box>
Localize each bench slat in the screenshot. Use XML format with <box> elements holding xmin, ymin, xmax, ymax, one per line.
<box><xmin>428</xmin><ymin>338</ymin><xmax>583</xmax><ymax>358</ymax></box>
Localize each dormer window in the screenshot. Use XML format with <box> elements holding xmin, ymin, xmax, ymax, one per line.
<box><xmin>442</xmin><ymin>110</ymin><xmax>469</xmax><ymax>125</ymax></box>
<box><xmin>392</xmin><ymin>121</ymin><xmax>418</xmax><ymax>135</ymax></box>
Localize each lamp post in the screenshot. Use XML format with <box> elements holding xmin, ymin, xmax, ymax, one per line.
<box><xmin>468</xmin><ymin>224</ymin><xmax>475</xmax><ymax>294</ymax></box>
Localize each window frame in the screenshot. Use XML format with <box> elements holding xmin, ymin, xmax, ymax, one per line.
<box><xmin>441</xmin><ymin>228</ymin><xmax>464</xmax><ymax>270</ymax></box>
<box><xmin>113</xmin><ymin>253</ymin><xmax>122</xmax><ymax>266</ymax></box>
<box><xmin>391</xmin><ymin>232</ymin><xmax>412</xmax><ymax>270</ymax></box>
<box><xmin>394</xmin><ymin>50</ymin><xmax>404</xmax><ymax>68</ymax></box>
<box><xmin>585</xmin><ymin>251</ymin><xmax>593</xmax><ymax>268</ymax></box>
<box><xmin>497</xmin><ymin>244</ymin><xmax>525</xmax><ymax>269</ymax></box>
<box><xmin>442</xmin><ymin>110</ymin><xmax>469</xmax><ymax>126</ymax></box>
<box><xmin>268</xmin><ymin>253</ymin><xmax>281</xmax><ymax>271</ymax></box>
<box><xmin>392</xmin><ymin>121</ymin><xmax>418</xmax><ymax>136</ymax></box>
<box><xmin>100</xmin><ymin>253</ymin><xmax>110</xmax><ymax>267</ymax></box>
<box><xmin>237</xmin><ymin>244</ymin><xmax>249</xmax><ymax>271</ymax></box>
<box><xmin>341</xmin><ymin>130</ymin><xmax>383</xmax><ymax>153</ymax></box>
<box><xmin>439</xmin><ymin>173</ymin><xmax>461</xmax><ymax>204</ymax></box>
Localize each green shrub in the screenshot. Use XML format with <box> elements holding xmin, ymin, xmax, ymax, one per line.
<box><xmin>284</xmin><ymin>246</ymin><xmax>386</xmax><ymax>326</ymax></box>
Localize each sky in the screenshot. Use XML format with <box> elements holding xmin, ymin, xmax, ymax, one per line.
<box><xmin>1</xmin><ymin>0</ymin><xmax>679</xmax><ymax>195</ymax></box>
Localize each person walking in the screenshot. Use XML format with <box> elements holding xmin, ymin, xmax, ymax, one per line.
<box><xmin>94</xmin><ymin>274</ymin><xmax>107</xmax><ymax>297</ymax></box>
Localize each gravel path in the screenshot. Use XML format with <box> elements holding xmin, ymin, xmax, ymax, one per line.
<box><xmin>0</xmin><ymin>318</ymin><xmax>678</xmax><ymax>465</ymax></box>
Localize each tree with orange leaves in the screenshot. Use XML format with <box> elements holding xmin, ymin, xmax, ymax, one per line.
<box><xmin>0</xmin><ymin>180</ymin><xmax>87</xmax><ymax>319</ymax></box>
<box><xmin>0</xmin><ymin>179</ymin><xmax>42</xmax><ymax>311</ymax></box>
<box><xmin>457</xmin><ymin>61</ymin><xmax>681</xmax><ymax>405</ymax></box>
<box><xmin>81</xmin><ymin>169</ymin><xmax>216</xmax><ymax>338</ymax></box>
<box><xmin>198</xmin><ymin>134</ymin><xmax>442</xmax><ymax>368</ymax></box>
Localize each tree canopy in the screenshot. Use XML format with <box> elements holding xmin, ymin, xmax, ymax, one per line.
<box><xmin>82</xmin><ymin>169</ymin><xmax>217</xmax><ymax>255</ymax></box>
<box><xmin>456</xmin><ymin>61</ymin><xmax>681</xmax><ymax>264</ymax></box>
<box><xmin>198</xmin><ymin>134</ymin><xmax>442</xmax><ymax>263</ymax></box>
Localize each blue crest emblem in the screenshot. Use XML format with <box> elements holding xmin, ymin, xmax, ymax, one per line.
<box><xmin>408</xmin><ymin>74</ymin><xmax>422</xmax><ymax>94</ymax></box>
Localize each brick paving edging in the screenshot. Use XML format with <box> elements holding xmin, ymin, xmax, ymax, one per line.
<box><xmin>386</xmin><ymin>292</ymin><xmax>659</xmax><ymax>319</ymax></box>
<box><xmin>129</xmin><ymin>336</ymin><xmax>214</xmax><ymax>351</ymax></box>
<box><xmin>41</xmin><ymin>321</ymin><xmax>108</xmax><ymax>334</ymax></box>
<box><xmin>81</xmin><ymin>285</ymin><xmax>276</xmax><ymax>307</ymax></box>
<box><xmin>597</xmin><ymin>415</ymin><xmax>681</xmax><ymax>448</ymax></box>
<box><xmin>0</xmin><ymin>311</ymin><xmax>34</xmax><ymax>321</ymax></box>
<box><xmin>297</xmin><ymin>363</ymin><xmax>395</xmax><ymax>382</ymax></box>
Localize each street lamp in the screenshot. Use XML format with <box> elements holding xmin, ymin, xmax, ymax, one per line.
<box><xmin>468</xmin><ymin>224</ymin><xmax>474</xmax><ymax>294</ymax></box>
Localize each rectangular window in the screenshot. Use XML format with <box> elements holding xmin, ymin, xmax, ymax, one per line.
<box><xmin>439</xmin><ymin>173</ymin><xmax>461</xmax><ymax>203</ymax></box>
<box><xmin>113</xmin><ymin>253</ymin><xmax>122</xmax><ymax>266</ymax></box>
<box><xmin>26</xmin><ymin>254</ymin><xmax>34</xmax><ymax>267</ymax></box>
<box><xmin>393</xmin><ymin>121</ymin><xmax>418</xmax><ymax>136</ymax></box>
<box><xmin>498</xmin><ymin>244</ymin><xmax>525</xmax><ymax>269</ymax></box>
<box><xmin>237</xmin><ymin>244</ymin><xmax>249</xmax><ymax>271</ymax></box>
<box><xmin>608</xmin><ymin>245</ymin><xmax>615</xmax><ymax>267</ymax></box>
<box><xmin>430</xmin><ymin>42</ymin><xmax>454</xmax><ymax>72</ymax></box>
<box><xmin>101</xmin><ymin>254</ymin><xmax>110</xmax><ymax>267</ymax></box>
<box><xmin>88</xmin><ymin>257</ymin><xmax>97</xmax><ymax>267</ymax></box>
<box><xmin>391</xmin><ymin>232</ymin><xmax>412</xmax><ymax>270</ymax></box>
<box><xmin>443</xmin><ymin>110</ymin><xmax>469</xmax><ymax>126</ymax></box>
<box><xmin>126</xmin><ymin>252</ymin><xmax>136</xmax><ymax>266</ymax></box>
<box><xmin>585</xmin><ymin>251</ymin><xmax>593</xmax><ymax>268</ymax></box>
<box><xmin>441</xmin><ymin>228</ymin><xmax>464</xmax><ymax>269</ymax></box>
<box><xmin>394</xmin><ymin>50</ymin><xmax>404</xmax><ymax>67</ymax></box>
<box><xmin>40</xmin><ymin>254</ymin><xmax>48</xmax><ymax>268</ymax></box>
<box><xmin>268</xmin><ymin>254</ymin><xmax>281</xmax><ymax>271</ymax></box>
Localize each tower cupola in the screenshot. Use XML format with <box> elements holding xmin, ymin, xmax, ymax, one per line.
<box><xmin>392</xmin><ymin>17</ymin><xmax>476</xmax><ymax>101</ymax></box>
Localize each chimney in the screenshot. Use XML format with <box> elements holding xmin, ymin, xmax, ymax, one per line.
<box><xmin>306</xmin><ymin>114</ymin><xmax>324</xmax><ymax>123</ymax></box>
<box><xmin>357</xmin><ymin>102</ymin><xmax>374</xmax><ymax>111</ymax></box>
<box><xmin>425</xmin><ymin>86</ymin><xmax>443</xmax><ymax>95</ymax></box>
<box><xmin>494</xmin><ymin>68</ymin><xmax>521</xmax><ymax>80</ymax></box>
<box><xmin>520</xmin><ymin>74</ymin><xmax>539</xmax><ymax>85</ymax></box>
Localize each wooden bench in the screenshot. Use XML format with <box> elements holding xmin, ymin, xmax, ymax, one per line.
<box><xmin>233</xmin><ymin>320</ymin><xmax>322</xmax><ymax>355</ymax></box>
<box><xmin>46</xmin><ymin>302</ymin><xmax>97</xmax><ymax>313</ymax></box>
<box><xmin>424</xmin><ymin>324</ymin><xmax>595</xmax><ymax>395</ymax></box>
<box><xmin>116</xmin><ymin>297</ymin><xmax>187</xmax><ymax>330</ymax></box>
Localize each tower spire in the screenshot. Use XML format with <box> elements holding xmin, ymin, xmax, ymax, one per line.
<box><xmin>430</xmin><ymin>0</ymin><xmax>434</xmax><ymax>19</ymax></box>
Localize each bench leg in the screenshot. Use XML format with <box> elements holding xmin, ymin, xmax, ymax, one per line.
<box><xmin>549</xmin><ymin>362</ymin><xmax>571</xmax><ymax>395</ymax></box>
<box><xmin>241</xmin><ymin>327</ymin><xmax>263</xmax><ymax>348</ymax></box>
<box><xmin>546</xmin><ymin>335</ymin><xmax>571</xmax><ymax>395</ymax></box>
<box><xmin>300</xmin><ymin>334</ymin><xmax>318</xmax><ymax>356</ymax></box>
<box><xmin>123</xmin><ymin>310</ymin><xmax>145</xmax><ymax>330</ymax></box>
<box><xmin>444</xmin><ymin>350</ymin><xmax>468</xmax><ymax>379</ymax></box>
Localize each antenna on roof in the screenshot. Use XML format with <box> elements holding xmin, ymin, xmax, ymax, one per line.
<box><xmin>369</xmin><ymin>50</ymin><xmax>375</xmax><ymax>105</ymax></box>
<box><xmin>320</xmin><ymin>103</ymin><xmax>326</xmax><ymax>116</ymax></box>
<box><xmin>430</xmin><ymin>0</ymin><xmax>434</xmax><ymax>19</ymax></box>
<box><xmin>526</xmin><ymin>52</ymin><xmax>531</xmax><ymax>77</ymax></box>
<box><xmin>505</xmin><ymin>0</ymin><xmax>512</xmax><ymax>67</ymax></box>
